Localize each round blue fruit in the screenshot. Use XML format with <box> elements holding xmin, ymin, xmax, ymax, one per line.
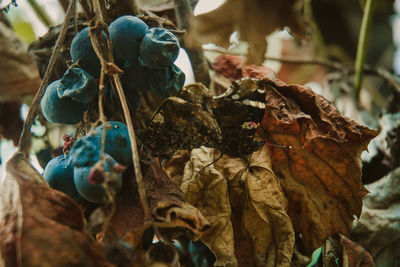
<box><xmin>70</xmin><ymin>27</ymin><xmax>104</xmax><ymax>77</ymax></box>
<box><xmin>139</xmin><ymin>27</ymin><xmax>180</xmax><ymax>69</ymax></box>
<box><xmin>74</xmin><ymin>154</ymin><xmax>122</xmax><ymax>203</ymax></box>
<box><xmin>43</xmin><ymin>155</ymin><xmax>83</xmax><ymax>203</ymax></box>
<box><xmin>94</xmin><ymin>121</ymin><xmax>132</xmax><ymax>166</ymax></box>
<box><xmin>41</xmin><ymin>80</ymin><xmax>87</xmax><ymax>124</ymax></box>
<box><xmin>149</xmin><ymin>64</ymin><xmax>185</xmax><ymax>97</ymax></box>
<box><xmin>58</xmin><ymin>67</ymin><xmax>98</xmax><ymax>104</ymax></box>
<box><xmin>109</xmin><ymin>15</ymin><xmax>149</xmax><ymax>63</ymax></box>
<box><xmin>70</xmin><ymin>134</ymin><xmax>101</xmax><ymax>167</ymax></box>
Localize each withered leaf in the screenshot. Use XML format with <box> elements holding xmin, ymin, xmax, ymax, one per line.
<box><xmin>0</xmin><ymin>22</ymin><xmax>40</xmax><ymax>101</ymax></box>
<box><xmin>0</xmin><ymin>153</ymin><xmax>113</xmax><ymax>267</ymax></box>
<box><xmin>176</xmin><ymin>146</ymin><xmax>294</xmax><ymax>266</ymax></box>
<box><xmin>109</xmin><ymin>155</ymin><xmax>209</xmax><ymax>248</ymax></box>
<box><xmin>187</xmin><ymin>0</ymin><xmax>308</xmax><ymax>64</ymax></box>
<box><xmin>259</xmin><ymin>78</ymin><xmax>378</xmax><ymax>253</ymax></box>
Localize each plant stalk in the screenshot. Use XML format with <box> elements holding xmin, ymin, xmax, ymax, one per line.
<box><xmin>353</xmin><ymin>0</ymin><xmax>375</xmax><ymax>101</ymax></box>
<box><xmin>18</xmin><ymin>0</ymin><xmax>75</xmax><ymax>153</ymax></box>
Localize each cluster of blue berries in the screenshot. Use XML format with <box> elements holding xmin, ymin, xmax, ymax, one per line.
<box><xmin>43</xmin><ymin>121</ymin><xmax>131</xmax><ymax>203</ymax></box>
<box><xmin>40</xmin><ymin>15</ymin><xmax>185</xmax><ymax>203</ymax></box>
<box><xmin>40</xmin><ymin>15</ymin><xmax>184</xmax><ymax>125</ymax></box>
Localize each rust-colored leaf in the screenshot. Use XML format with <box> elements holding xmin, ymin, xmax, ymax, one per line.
<box><xmin>340</xmin><ymin>235</ymin><xmax>374</xmax><ymax>267</ymax></box>
<box><xmin>0</xmin><ymin>153</ymin><xmax>113</xmax><ymax>267</ymax></box>
<box><xmin>187</xmin><ymin>0</ymin><xmax>308</xmax><ymax>64</ymax></box>
<box><xmin>258</xmin><ymin>78</ymin><xmax>379</xmax><ymax>253</ymax></box>
<box><xmin>175</xmin><ymin>145</ymin><xmax>294</xmax><ymax>266</ymax></box>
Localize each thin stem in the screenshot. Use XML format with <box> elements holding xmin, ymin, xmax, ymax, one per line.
<box><xmin>26</xmin><ymin>0</ymin><xmax>54</xmax><ymax>27</ymax></box>
<box><xmin>113</xmin><ymin>75</ymin><xmax>150</xmax><ymax>219</ymax></box>
<box><xmin>90</xmin><ymin>0</ymin><xmax>151</xmax><ymax>220</ymax></box>
<box><xmin>17</xmin><ymin>0</ymin><xmax>74</xmax><ymax>154</ymax></box>
<box><xmin>354</xmin><ymin>0</ymin><xmax>375</xmax><ymax>101</ymax></box>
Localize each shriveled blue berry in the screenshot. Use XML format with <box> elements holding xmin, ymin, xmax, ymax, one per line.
<box><xmin>149</xmin><ymin>64</ymin><xmax>185</xmax><ymax>97</ymax></box>
<box><xmin>41</xmin><ymin>80</ymin><xmax>87</xmax><ymax>124</ymax></box>
<box><xmin>58</xmin><ymin>67</ymin><xmax>98</xmax><ymax>104</ymax></box>
<box><xmin>70</xmin><ymin>134</ymin><xmax>101</xmax><ymax>167</ymax></box>
<box><xmin>139</xmin><ymin>27</ymin><xmax>180</xmax><ymax>69</ymax></box>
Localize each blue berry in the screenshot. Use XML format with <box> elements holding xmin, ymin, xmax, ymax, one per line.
<box><xmin>109</xmin><ymin>15</ymin><xmax>149</xmax><ymax>63</ymax></box>
<box><xmin>70</xmin><ymin>134</ymin><xmax>101</xmax><ymax>167</ymax></box>
<box><xmin>43</xmin><ymin>155</ymin><xmax>83</xmax><ymax>203</ymax></box>
<box><xmin>74</xmin><ymin>154</ymin><xmax>122</xmax><ymax>203</ymax></box>
<box><xmin>58</xmin><ymin>67</ymin><xmax>98</xmax><ymax>104</ymax></box>
<box><xmin>41</xmin><ymin>80</ymin><xmax>87</xmax><ymax>124</ymax></box>
<box><xmin>70</xmin><ymin>27</ymin><xmax>105</xmax><ymax>77</ymax></box>
<box><xmin>149</xmin><ymin>64</ymin><xmax>185</xmax><ymax>97</ymax></box>
<box><xmin>139</xmin><ymin>27</ymin><xmax>180</xmax><ymax>69</ymax></box>
<box><xmin>94</xmin><ymin>121</ymin><xmax>132</xmax><ymax>166</ymax></box>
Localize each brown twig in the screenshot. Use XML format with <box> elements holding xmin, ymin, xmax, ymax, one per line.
<box><xmin>89</xmin><ymin>0</ymin><xmax>151</xmax><ymax>220</ymax></box>
<box><xmin>17</xmin><ymin>0</ymin><xmax>75</xmax><ymax>154</ymax></box>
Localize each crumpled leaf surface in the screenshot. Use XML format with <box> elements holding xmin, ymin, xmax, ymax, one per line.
<box><xmin>350</xmin><ymin>167</ymin><xmax>400</xmax><ymax>267</ymax></box>
<box><xmin>0</xmin><ymin>153</ymin><xmax>113</xmax><ymax>267</ymax></box>
<box><xmin>187</xmin><ymin>0</ymin><xmax>308</xmax><ymax>64</ymax></box>
<box><xmin>171</xmin><ymin>145</ymin><xmax>294</xmax><ymax>266</ymax></box>
<box><xmin>109</xmin><ymin>156</ymin><xmax>209</xmax><ymax>248</ymax></box>
<box><xmin>258</xmin><ymin>78</ymin><xmax>379</xmax><ymax>253</ymax></box>
<box><xmin>0</xmin><ymin>22</ymin><xmax>40</xmax><ymax>101</ymax></box>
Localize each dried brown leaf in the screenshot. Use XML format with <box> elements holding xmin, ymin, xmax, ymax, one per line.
<box><xmin>259</xmin><ymin>78</ymin><xmax>379</xmax><ymax>253</ymax></box>
<box><xmin>188</xmin><ymin>0</ymin><xmax>308</xmax><ymax>64</ymax></box>
<box><xmin>181</xmin><ymin>147</ymin><xmax>236</xmax><ymax>266</ymax></box>
<box><xmin>177</xmin><ymin>146</ymin><xmax>294</xmax><ymax>266</ymax></box>
<box><xmin>0</xmin><ymin>22</ymin><xmax>40</xmax><ymax>101</ymax></box>
<box><xmin>0</xmin><ymin>153</ymin><xmax>113</xmax><ymax>267</ymax></box>
<box><xmin>110</xmin><ymin>156</ymin><xmax>209</xmax><ymax>247</ymax></box>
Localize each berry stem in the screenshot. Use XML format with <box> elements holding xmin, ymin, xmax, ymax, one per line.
<box><xmin>89</xmin><ymin>0</ymin><xmax>151</xmax><ymax>221</ymax></box>
<box><xmin>17</xmin><ymin>0</ymin><xmax>76</xmax><ymax>154</ymax></box>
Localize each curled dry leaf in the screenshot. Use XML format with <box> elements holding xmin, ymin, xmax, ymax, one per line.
<box><xmin>176</xmin><ymin>146</ymin><xmax>294</xmax><ymax>266</ymax></box>
<box><xmin>0</xmin><ymin>22</ymin><xmax>40</xmax><ymax>101</ymax></box>
<box><xmin>109</xmin><ymin>156</ymin><xmax>209</xmax><ymax>248</ymax></box>
<box><xmin>258</xmin><ymin>78</ymin><xmax>379</xmax><ymax>253</ymax></box>
<box><xmin>187</xmin><ymin>0</ymin><xmax>308</xmax><ymax>64</ymax></box>
<box><xmin>0</xmin><ymin>153</ymin><xmax>113</xmax><ymax>267</ymax></box>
